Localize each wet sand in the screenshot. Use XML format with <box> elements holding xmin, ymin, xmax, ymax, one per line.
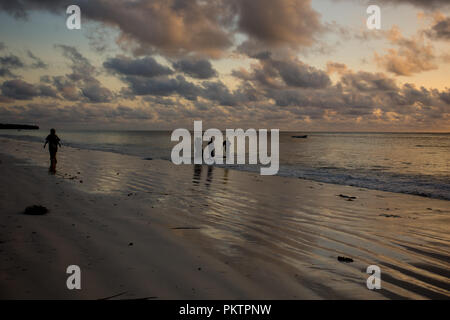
<box><xmin>0</xmin><ymin>137</ymin><xmax>449</xmax><ymax>299</ymax></box>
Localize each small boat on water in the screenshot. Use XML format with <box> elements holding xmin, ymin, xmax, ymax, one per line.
<box><xmin>292</xmin><ymin>135</ymin><xmax>308</xmax><ymax>139</ymax></box>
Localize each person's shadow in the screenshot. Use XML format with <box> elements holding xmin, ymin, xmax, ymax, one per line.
<box><xmin>205</xmin><ymin>165</ymin><xmax>214</xmax><ymax>188</ymax></box>
<box><xmin>192</xmin><ymin>164</ymin><xmax>214</xmax><ymax>188</ymax></box>
<box><xmin>193</xmin><ymin>164</ymin><xmax>202</xmax><ymax>185</ymax></box>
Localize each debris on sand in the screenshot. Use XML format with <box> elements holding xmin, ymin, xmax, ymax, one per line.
<box><xmin>337</xmin><ymin>256</ymin><xmax>354</xmax><ymax>263</ymax></box>
<box><xmin>379</xmin><ymin>214</ymin><xmax>401</xmax><ymax>218</ymax></box>
<box><xmin>338</xmin><ymin>194</ymin><xmax>357</xmax><ymax>200</ymax></box>
<box><xmin>23</xmin><ymin>205</ymin><xmax>48</xmax><ymax>215</ymax></box>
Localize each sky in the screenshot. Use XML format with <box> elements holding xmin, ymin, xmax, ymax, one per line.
<box><xmin>0</xmin><ymin>0</ymin><xmax>449</xmax><ymax>131</ymax></box>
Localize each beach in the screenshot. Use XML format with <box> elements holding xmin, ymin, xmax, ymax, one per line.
<box><xmin>0</xmin><ymin>137</ymin><xmax>449</xmax><ymax>299</ymax></box>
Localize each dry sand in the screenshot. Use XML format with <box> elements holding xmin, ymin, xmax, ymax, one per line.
<box><xmin>0</xmin><ymin>137</ymin><xmax>449</xmax><ymax>299</ymax></box>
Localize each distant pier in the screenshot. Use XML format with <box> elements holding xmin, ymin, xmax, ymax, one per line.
<box><xmin>0</xmin><ymin>124</ymin><xmax>39</xmax><ymax>130</ymax></box>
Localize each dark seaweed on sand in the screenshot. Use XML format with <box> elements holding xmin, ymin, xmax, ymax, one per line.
<box><xmin>23</xmin><ymin>205</ymin><xmax>49</xmax><ymax>215</ymax></box>
<box><xmin>337</xmin><ymin>256</ymin><xmax>354</xmax><ymax>263</ymax></box>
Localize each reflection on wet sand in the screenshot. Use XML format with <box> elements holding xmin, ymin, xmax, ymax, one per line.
<box><xmin>1</xmin><ymin>137</ymin><xmax>449</xmax><ymax>299</ymax></box>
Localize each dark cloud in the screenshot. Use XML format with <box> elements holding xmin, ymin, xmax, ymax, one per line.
<box><xmin>0</xmin><ymin>50</ymin><xmax>46</xmax><ymax>78</ymax></box>
<box><xmin>0</xmin><ymin>79</ymin><xmax>61</xmax><ymax>101</ymax></box>
<box><xmin>272</xmin><ymin>59</ymin><xmax>331</xmax><ymax>89</ymax></box>
<box><xmin>234</xmin><ymin>0</ymin><xmax>323</xmax><ymax>48</ymax></box>
<box><xmin>201</xmin><ymin>81</ymin><xmax>238</xmax><ymax>106</ymax></box>
<box><xmin>227</xmin><ymin>52</ymin><xmax>450</xmax><ymax>129</ymax></box>
<box><xmin>0</xmin><ymin>103</ymin><xmax>154</xmax><ymax>127</ymax></box>
<box><xmin>376</xmin><ymin>0</ymin><xmax>450</xmax><ymax>8</ymax></box>
<box><xmin>0</xmin><ymin>0</ymin><xmax>323</xmax><ymax>57</ymax></box>
<box><xmin>81</xmin><ymin>84</ymin><xmax>113</xmax><ymax>103</ymax></box>
<box><xmin>440</xmin><ymin>89</ymin><xmax>450</xmax><ymax>104</ymax></box>
<box><xmin>55</xmin><ymin>44</ymin><xmax>97</xmax><ymax>81</ymax></box>
<box><xmin>1</xmin><ymin>79</ymin><xmax>39</xmax><ymax>100</ymax></box>
<box><xmin>427</xmin><ymin>17</ymin><xmax>450</xmax><ymax>41</ymax></box>
<box><xmin>335</xmin><ymin>0</ymin><xmax>450</xmax><ymax>9</ymax></box>
<box><xmin>27</xmin><ymin>50</ymin><xmax>47</xmax><ymax>69</ymax></box>
<box><xmin>172</xmin><ymin>58</ymin><xmax>217</xmax><ymax>79</ymax></box>
<box><xmin>104</xmin><ymin>56</ymin><xmax>173</xmax><ymax>78</ymax></box>
<box><xmin>0</xmin><ymin>42</ymin><xmax>5</xmax><ymax>51</ymax></box>
<box><xmin>340</xmin><ymin>71</ymin><xmax>398</xmax><ymax>92</ymax></box>
<box><xmin>0</xmin><ymin>45</ymin><xmax>113</xmax><ymax>103</ymax></box>
<box><xmin>37</xmin><ymin>84</ymin><xmax>59</xmax><ymax>98</ymax></box>
<box><xmin>51</xmin><ymin>75</ymin><xmax>81</xmax><ymax>101</ymax></box>
<box><xmin>0</xmin><ymin>0</ymin><xmax>233</xmax><ymax>57</ymax></box>
<box><xmin>54</xmin><ymin>44</ymin><xmax>113</xmax><ymax>103</ymax></box>
<box><xmin>124</xmin><ymin>75</ymin><xmax>200</xmax><ymax>101</ymax></box>
<box><xmin>0</xmin><ymin>54</ymin><xmax>24</xmax><ymax>78</ymax></box>
<box><xmin>233</xmin><ymin>54</ymin><xmax>331</xmax><ymax>89</ymax></box>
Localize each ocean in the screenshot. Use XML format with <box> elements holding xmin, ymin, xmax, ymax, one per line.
<box><xmin>1</xmin><ymin>130</ymin><xmax>449</xmax><ymax>200</ymax></box>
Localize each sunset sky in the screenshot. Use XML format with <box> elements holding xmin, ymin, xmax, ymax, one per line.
<box><xmin>0</xmin><ymin>0</ymin><xmax>449</xmax><ymax>131</ymax></box>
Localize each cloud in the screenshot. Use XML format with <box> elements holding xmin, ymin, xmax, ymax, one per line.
<box><xmin>104</xmin><ymin>56</ymin><xmax>173</xmax><ymax>78</ymax></box>
<box><xmin>0</xmin><ymin>103</ymin><xmax>154</xmax><ymax>127</ymax></box>
<box><xmin>426</xmin><ymin>16</ymin><xmax>450</xmax><ymax>41</ymax></box>
<box><xmin>339</xmin><ymin>71</ymin><xmax>398</xmax><ymax>92</ymax></box>
<box><xmin>0</xmin><ymin>54</ymin><xmax>24</xmax><ymax>78</ymax></box>
<box><xmin>0</xmin><ymin>45</ymin><xmax>114</xmax><ymax>103</ymax></box>
<box><xmin>0</xmin><ymin>0</ymin><xmax>323</xmax><ymax>57</ymax></box>
<box><xmin>55</xmin><ymin>44</ymin><xmax>97</xmax><ymax>81</ymax></box>
<box><xmin>1</xmin><ymin>79</ymin><xmax>39</xmax><ymax>100</ymax></box>
<box><xmin>51</xmin><ymin>75</ymin><xmax>81</xmax><ymax>101</ymax></box>
<box><xmin>234</xmin><ymin>0</ymin><xmax>323</xmax><ymax>48</ymax></box>
<box><xmin>227</xmin><ymin>52</ymin><xmax>450</xmax><ymax>129</ymax></box>
<box><xmin>27</xmin><ymin>50</ymin><xmax>47</xmax><ymax>69</ymax></box>
<box><xmin>272</xmin><ymin>59</ymin><xmax>331</xmax><ymax>89</ymax></box>
<box><xmin>376</xmin><ymin>0</ymin><xmax>450</xmax><ymax>8</ymax></box>
<box><xmin>335</xmin><ymin>0</ymin><xmax>450</xmax><ymax>9</ymax></box>
<box><xmin>37</xmin><ymin>84</ymin><xmax>59</xmax><ymax>98</ymax></box>
<box><xmin>233</xmin><ymin>53</ymin><xmax>331</xmax><ymax>89</ymax></box>
<box><xmin>124</xmin><ymin>75</ymin><xmax>200</xmax><ymax>101</ymax></box>
<box><xmin>172</xmin><ymin>58</ymin><xmax>217</xmax><ymax>79</ymax></box>
<box><xmin>440</xmin><ymin>89</ymin><xmax>450</xmax><ymax>104</ymax></box>
<box><xmin>81</xmin><ymin>83</ymin><xmax>113</xmax><ymax>103</ymax></box>
<box><xmin>374</xmin><ymin>26</ymin><xmax>437</xmax><ymax>76</ymax></box>
<box><xmin>0</xmin><ymin>0</ymin><xmax>233</xmax><ymax>57</ymax></box>
<box><xmin>0</xmin><ymin>50</ymin><xmax>47</xmax><ymax>78</ymax></box>
<box><xmin>1</xmin><ymin>79</ymin><xmax>40</xmax><ymax>100</ymax></box>
<box><xmin>201</xmin><ymin>81</ymin><xmax>238</xmax><ymax>106</ymax></box>
<box><xmin>54</xmin><ymin>44</ymin><xmax>113</xmax><ymax>103</ymax></box>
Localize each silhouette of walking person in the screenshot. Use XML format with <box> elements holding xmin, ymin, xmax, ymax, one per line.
<box><xmin>223</xmin><ymin>137</ymin><xmax>231</xmax><ymax>160</ymax></box>
<box><xmin>207</xmin><ymin>137</ymin><xmax>215</xmax><ymax>160</ymax></box>
<box><xmin>44</xmin><ymin>128</ymin><xmax>61</xmax><ymax>173</ymax></box>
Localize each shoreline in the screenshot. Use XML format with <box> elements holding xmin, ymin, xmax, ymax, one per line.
<box><xmin>0</xmin><ymin>138</ymin><xmax>449</xmax><ymax>299</ymax></box>
<box><xmin>1</xmin><ymin>132</ymin><xmax>448</xmax><ymax>201</ymax></box>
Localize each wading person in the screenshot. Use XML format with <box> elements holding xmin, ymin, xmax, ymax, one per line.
<box><xmin>43</xmin><ymin>128</ymin><xmax>61</xmax><ymax>173</ymax></box>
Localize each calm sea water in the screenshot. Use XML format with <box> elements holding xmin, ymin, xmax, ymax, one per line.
<box><xmin>1</xmin><ymin>130</ymin><xmax>449</xmax><ymax>200</ymax></box>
